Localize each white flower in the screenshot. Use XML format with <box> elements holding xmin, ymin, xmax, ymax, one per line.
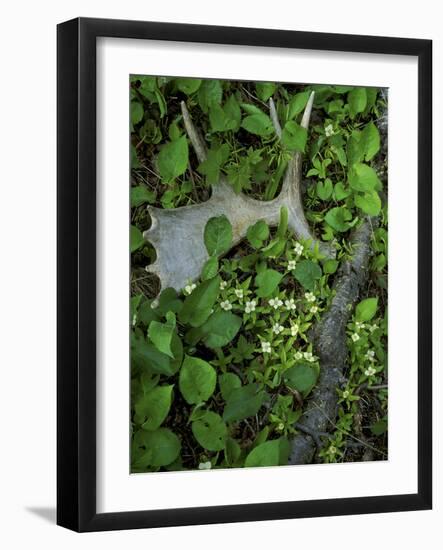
<box><xmin>184</xmin><ymin>283</ymin><xmax>197</xmax><ymax>295</ymax></box>
<box><xmin>220</xmin><ymin>280</ymin><xmax>228</xmax><ymax>290</ymax></box>
<box><xmin>310</xmin><ymin>305</ymin><xmax>318</xmax><ymax>314</ymax></box>
<box><xmin>365</xmin><ymin>350</ymin><xmax>376</xmax><ymax>361</ymax></box>
<box><xmin>234</xmin><ymin>289</ymin><xmax>244</xmax><ymax>299</ymax></box>
<box><xmin>369</xmin><ymin>324</ymin><xmax>378</xmax><ymax>333</ymax></box>
<box><xmin>294</xmin><ymin>351</ymin><xmax>303</xmax><ymax>360</ymax></box>
<box><xmin>328</xmin><ymin>445</ymin><xmax>337</xmax><ymax>455</ymax></box>
<box><xmin>325</xmin><ymin>124</ymin><xmax>334</xmax><ymax>137</ymax></box>
<box><xmin>303</xmin><ymin>351</ymin><xmax>316</xmax><ymax>362</ymax></box>
<box><xmin>356</xmin><ymin>321</ymin><xmax>366</xmax><ymax>330</ymax></box>
<box><xmin>198</xmin><ymin>461</ymin><xmax>212</xmax><ymax>470</ymax></box>
<box><xmin>272</xmin><ymin>323</ymin><xmax>284</xmax><ymax>335</ymax></box>
<box><xmin>304</xmin><ymin>292</ymin><xmax>316</xmax><ymax>303</ymax></box>
<box><xmin>351</xmin><ymin>333</ymin><xmax>360</xmax><ymax>342</ymax></box>
<box><xmin>220</xmin><ymin>300</ymin><xmax>232</xmax><ymax>311</ymax></box>
<box><xmin>364</xmin><ymin>366</ymin><xmax>377</xmax><ymax>377</ymax></box>
<box><xmin>287</xmin><ymin>260</ymin><xmax>296</xmax><ymax>271</ymax></box>
<box><xmin>285</xmin><ymin>298</ymin><xmax>296</xmax><ymax>312</ymax></box>
<box><xmin>245</xmin><ymin>300</ymin><xmax>256</xmax><ymax>314</ymax></box>
<box><xmin>342</xmin><ymin>390</ymin><xmax>350</xmax><ymax>399</ymax></box>
<box><xmin>269</xmin><ymin>298</ymin><xmax>283</xmax><ymax>309</ymax></box>
<box><xmin>294</xmin><ymin>242</ymin><xmax>304</xmax><ymax>256</ymax></box>
<box><xmin>261</xmin><ymin>341</ymin><xmax>272</xmax><ymax>354</ymax></box>
<box><xmin>290</xmin><ymin>323</ymin><xmax>299</xmax><ymax>337</ymax></box>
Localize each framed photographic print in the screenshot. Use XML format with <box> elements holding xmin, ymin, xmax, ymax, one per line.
<box><xmin>57</xmin><ymin>17</ymin><xmax>432</xmax><ymax>532</ymax></box>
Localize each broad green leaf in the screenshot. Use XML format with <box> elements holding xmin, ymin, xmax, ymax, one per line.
<box><xmin>134</xmin><ymin>385</ymin><xmax>173</xmax><ymax>430</ymax></box>
<box><xmin>176</xmin><ymin>78</ymin><xmax>202</xmax><ymax>95</ymax></box>
<box><xmin>255</xmin><ymin>269</ymin><xmax>283</xmax><ymax>298</ymax></box>
<box><xmin>246</xmin><ymin>220</ymin><xmax>270</xmax><ymax>249</ymax></box>
<box><xmin>223</xmin><ymin>383</ymin><xmax>266</xmax><ymax>423</ymax></box>
<box><xmin>316</xmin><ymin>178</ymin><xmax>333</xmax><ymax>201</ymax></box>
<box><xmin>348</xmin><ymin>87</ymin><xmax>367</xmax><ymax>118</ymax></box>
<box><xmin>355</xmin><ymin>190</ymin><xmax>382</xmax><ymax>216</ymax></box>
<box><xmin>131</xmin><ymin>185</ymin><xmax>155</xmax><ymax>207</ymax></box>
<box><xmin>204</xmin><ymin>215</ymin><xmax>233</xmax><ymax>256</ymax></box>
<box><xmin>284</xmin><ymin>364</ymin><xmax>318</xmax><ymax>395</ymax></box>
<box><xmin>198</xmin><ymin>143</ymin><xmax>230</xmax><ymax>184</ymax></box>
<box><xmin>355</xmin><ymin>297</ymin><xmax>378</xmax><ymax>322</ymax></box>
<box><xmin>361</xmin><ymin>122</ymin><xmax>380</xmax><ymax>161</ymax></box>
<box><xmin>256</xmin><ymin>82</ymin><xmax>276</xmax><ymax>102</ymax></box>
<box><xmin>148</xmin><ymin>312</ymin><xmax>176</xmax><ymax>358</ymax></box>
<box><xmin>201</xmin><ymin>256</ymin><xmax>219</xmax><ymax>280</ymax></box>
<box><xmin>244</xmin><ymin>438</ymin><xmax>290</xmax><ymax>468</ymax></box>
<box><xmin>131</xmin><ymin>330</ymin><xmax>182</xmax><ymax>376</ymax></box>
<box><xmin>325</xmin><ymin>206</ymin><xmax>352</xmax><ymax>232</ymax></box>
<box><xmin>192</xmin><ymin>411</ymin><xmax>227</xmax><ymax>451</ymax></box>
<box><xmin>346</xmin><ymin>132</ymin><xmax>365</xmax><ymax>166</ymax></box>
<box><xmin>130</xmin><ymin>225</ymin><xmax>144</xmax><ymax>252</ymax></box>
<box><xmin>209</xmin><ymin>96</ymin><xmax>241</xmax><ymax>132</ymax></box>
<box><xmin>323</xmin><ymin>259</ymin><xmax>339</xmax><ymax>274</ymax></box>
<box><xmin>131</xmin><ymin>101</ymin><xmax>144</xmax><ymax>125</ymax></box>
<box><xmin>201</xmin><ymin>311</ymin><xmax>242</xmax><ymax>348</ymax></box>
<box><xmin>348</xmin><ymin>163</ymin><xmax>381</xmax><ymax>192</ymax></box>
<box><xmin>294</xmin><ymin>260</ymin><xmax>322</xmax><ymax>291</ymax></box>
<box><xmin>198</xmin><ymin>79</ymin><xmax>223</xmax><ymax>113</ymax></box>
<box><xmin>178</xmin><ymin>276</ymin><xmax>220</xmax><ymax>327</ymax></box>
<box><xmin>133</xmin><ymin>428</ymin><xmax>181</xmax><ymax>467</ymax></box>
<box><xmin>156</xmin><ymin>287</ymin><xmax>183</xmax><ymax>316</ymax></box>
<box><xmin>241</xmin><ymin>113</ymin><xmax>274</xmax><ymax>137</ymax></box>
<box><xmin>370</xmin><ymin>417</ymin><xmax>388</xmax><ymax>436</ymax></box>
<box><xmin>157</xmin><ymin>136</ymin><xmax>189</xmax><ymax>182</ymax></box>
<box><xmin>218</xmin><ymin>372</ymin><xmax>242</xmax><ymax>401</ymax></box>
<box><xmin>179</xmin><ymin>355</ymin><xmax>217</xmax><ymax>405</ymax></box>
<box><xmin>138</xmin><ymin>76</ymin><xmax>157</xmax><ymax>96</ymax></box>
<box><xmin>225</xmin><ymin>437</ymin><xmax>242</xmax><ymax>465</ymax></box>
<box><xmin>333</xmin><ymin>181</ymin><xmax>351</xmax><ymax>201</ymax></box>
<box><xmin>226</xmin><ymin>158</ymin><xmax>251</xmax><ymax>194</ymax></box>
<box><xmin>281</xmin><ymin>120</ymin><xmax>307</xmax><ymax>152</ymax></box>
<box><xmin>288</xmin><ymin>91</ymin><xmax>310</xmax><ymax>119</ymax></box>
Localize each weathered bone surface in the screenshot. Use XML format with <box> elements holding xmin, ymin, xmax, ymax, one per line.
<box><xmin>144</xmin><ymin>92</ymin><xmax>334</xmax><ymax>294</ymax></box>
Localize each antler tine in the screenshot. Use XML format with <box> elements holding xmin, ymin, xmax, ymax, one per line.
<box><xmin>300</xmin><ymin>91</ymin><xmax>315</xmax><ymax>129</ymax></box>
<box><xmin>269</xmin><ymin>98</ymin><xmax>282</xmax><ymax>138</ymax></box>
<box><xmin>180</xmin><ymin>100</ymin><xmax>208</xmax><ymax>163</ymax></box>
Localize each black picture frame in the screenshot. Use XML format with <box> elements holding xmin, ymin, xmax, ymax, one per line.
<box><xmin>57</xmin><ymin>17</ymin><xmax>432</xmax><ymax>532</ymax></box>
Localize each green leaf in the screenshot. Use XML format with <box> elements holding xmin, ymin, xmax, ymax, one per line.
<box><xmin>156</xmin><ymin>287</ymin><xmax>183</xmax><ymax>316</ymax></box>
<box><xmin>198</xmin><ymin>80</ymin><xmax>223</xmax><ymax>113</ymax></box>
<box><xmin>276</xmin><ymin>206</ymin><xmax>288</xmax><ymax>238</ymax></box>
<box><xmin>346</xmin><ymin>132</ymin><xmax>365</xmax><ymax>166</ymax></box>
<box><xmin>293</xmin><ymin>260</ymin><xmax>322</xmax><ymax>291</ymax></box>
<box><xmin>148</xmin><ymin>312</ymin><xmax>176</xmax><ymax>358</ymax></box>
<box><xmin>361</xmin><ymin>122</ymin><xmax>380</xmax><ymax>161</ymax></box>
<box><xmin>333</xmin><ymin>181</ymin><xmax>351</xmax><ymax>201</ymax></box>
<box><xmin>325</xmin><ymin>206</ymin><xmax>352</xmax><ymax>232</ymax></box>
<box><xmin>218</xmin><ymin>372</ymin><xmax>242</xmax><ymax>401</ymax></box>
<box><xmin>281</xmin><ymin>120</ymin><xmax>308</xmax><ymax>152</ymax></box>
<box><xmin>134</xmin><ymin>385</ymin><xmax>173</xmax><ymax>430</ymax></box>
<box><xmin>198</xmin><ymin>143</ymin><xmax>230</xmax><ymax>184</ymax></box>
<box><xmin>244</xmin><ymin>438</ymin><xmax>290</xmax><ymax>468</ymax></box>
<box><xmin>370</xmin><ymin>417</ymin><xmax>387</xmax><ymax>436</ymax></box>
<box><xmin>192</xmin><ymin>411</ymin><xmax>227</xmax><ymax>451</ymax></box>
<box><xmin>348</xmin><ymin>87</ymin><xmax>367</xmax><ymax>118</ymax></box>
<box><xmin>209</xmin><ymin>96</ymin><xmax>241</xmax><ymax>132</ymax></box>
<box><xmin>246</xmin><ymin>220</ymin><xmax>270</xmax><ymax>249</ymax></box>
<box><xmin>223</xmin><ymin>383</ymin><xmax>266</xmax><ymax>423</ymax></box>
<box><xmin>355</xmin><ymin>190</ymin><xmax>382</xmax><ymax>216</ymax></box>
<box><xmin>179</xmin><ymin>355</ymin><xmax>217</xmax><ymax>405</ymax></box>
<box><xmin>201</xmin><ymin>311</ymin><xmax>242</xmax><ymax>348</ymax></box>
<box><xmin>355</xmin><ymin>297</ymin><xmax>378</xmax><ymax>322</ymax></box>
<box><xmin>316</xmin><ymin>178</ymin><xmax>333</xmax><ymax>201</ymax></box>
<box><xmin>284</xmin><ymin>364</ymin><xmax>318</xmax><ymax>395</ymax></box>
<box><xmin>201</xmin><ymin>256</ymin><xmax>219</xmax><ymax>280</ymax></box>
<box><xmin>241</xmin><ymin>113</ymin><xmax>274</xmax><ymax>137</ymax></box>
<box><xmin>133</xmin><ymin>428</ymin><xmax>181</xmax><ymax>467</ymax></box>
<box><xmin>131</xmin><ymin>101</ymin><xmax>144</xmax><ymax>125</ymax></box>
<box><xmin>204</xmin><ymin>215</ymin><xmax>233</xmax><ymax>256</ymax></box>
<box><xmin>288</xmin><ymin>91</ymin><xmax>310</xmax><ymax>119</ymax></box>
<box><xmin>348</xmin><ymin>163</ymin><xmax>381</xmax><ymax>192</ymax></box>
<box><xmin>157</xmin><ymin>135</ymin><xmax>189</xmax><ymax>182</ymax></box>
<box><xmin>256</xmin><ymin>82</ymin><xmax>276</xmax><ymax>102</ymax></box>
<box><xmin>130</xmin><ymin>225</ymin><xmax>144</xmax><ymax>252</ymax></box>
<box><xmin>131</xmin><ymin>185</ymin><xmax>156</xmax><ymax>207</ymax></box>
<box><xmin>176</xmin><ymin>78</ymin><xmax>202</xmax><ymax>95</ymax></box>
<box><xmin>179</xmin><ymin>276</ymin><xmax>220</xmax><ymax>327</ymax></box>
<box><xmin>323</xmin><ymin>259</ymin><xmax>339</xmax><ymax>274</ymax></box>
<box><xmin>131</xmin><ymin>330</ymin><xmax>183</xmax><ymax>376</ymax></box>
<box><xmin>255</xmin><ymin>269</ymin><xmax>283</xmax><ymax>298</ymax></box>
<box><xmin>225</xmin><ymin>437</ymin><xmax>242</xmax><ymax>465</ymax></box>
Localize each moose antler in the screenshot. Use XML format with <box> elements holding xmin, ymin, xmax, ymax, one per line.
<box><xmin>144</xmin><ymin>92</ymin><xmax>334</xmax><ymax>293</ymax></box>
